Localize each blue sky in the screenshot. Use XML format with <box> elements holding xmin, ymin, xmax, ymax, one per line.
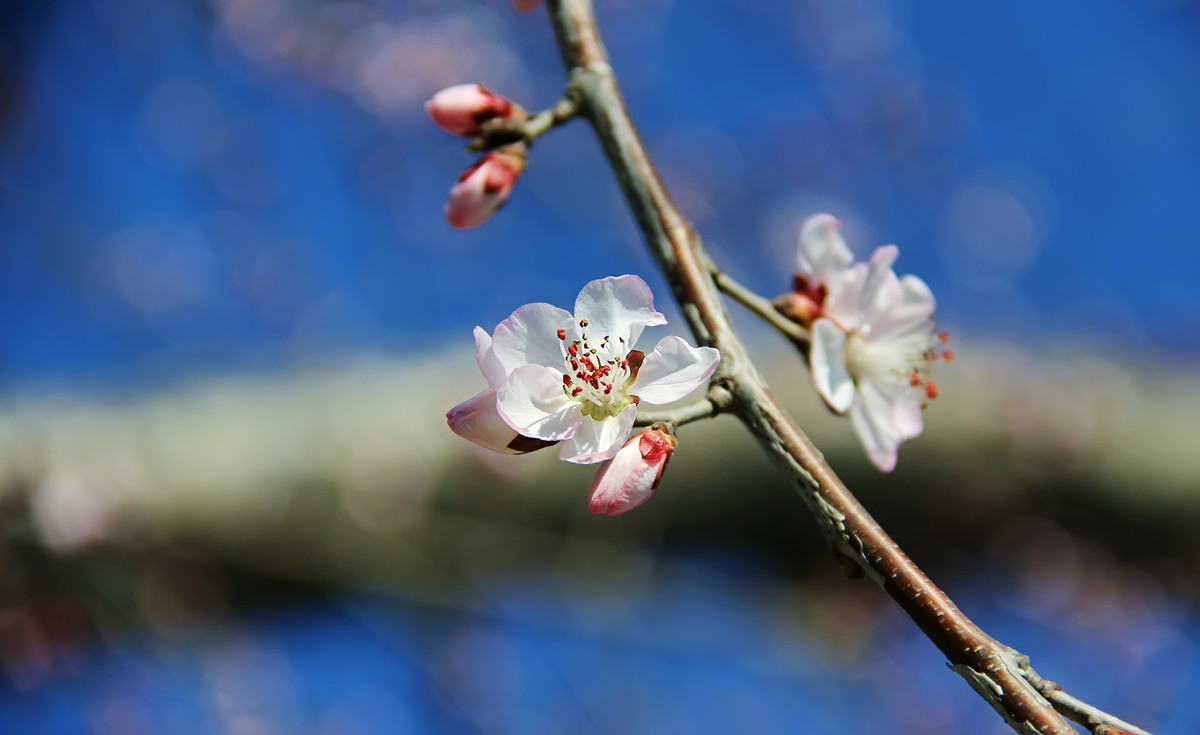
<box><xmin>2</xmin><ymin>0</ymin><xmax>1199</xmax><ymax>388</ymax></box>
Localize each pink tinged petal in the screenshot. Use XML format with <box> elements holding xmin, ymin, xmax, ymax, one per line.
<box><xmin>798</xmin><ymin>214</ymin><xmax>854</xmax><ymax>280</ymax></box>
<box><xmin>474</xmin><ymin>326</ymin><xmax>507</xmax><ymax>389</ymax></box>
<box><xmin>425</xmin><ymin>83</ymin><xmax>514</xmax><ymax>137</ymax></box>
<box><xmin>558</xmin><ymin>403</ymin><xmax>637</xmax><ymax>464</ymax></box>
<box><xmin>445</xmin><ymin>152</ymin><xmax>522</xmax><ymax>229</ymax></box>
<box><xmin>810</xmin><ymin>318</ymin><xmax>856</xmax><ymax>414</ymax></box>
<box><xmin>496</xmin><ymin>364</ymin><xmax>583</xmax><ymax>441</ymax></box>
<box><xmin>573</xmin><ymin>275</ymin><xmax>666</xmax><ymax>347</ymax></box>
<box><xmin>492</xmin><ymin>302</ymin><xmax>574</xmax><ymax>374</ymax></box>
<box><xmin>629</xmin><ymin>336</ymin><xmax>720</xmax><ymax>405</ymax></box>
<box><xmin>587</xmin><ymin>428</ymin><xmax>675</xmax><ymax>516</ymax></box>
<box><xmin>447</xmin><ymin>389</ymin><xmax>524</xmax><ymax>454</ymax></box>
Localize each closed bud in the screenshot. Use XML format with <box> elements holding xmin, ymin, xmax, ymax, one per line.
<box><xmin>447</xmin><ymin>389</ymin><xmax>554</xmax><ymax>454</ymax></box>
<box><xmin>587</xmin><ymin>426</ymin><xmax>676</xmax><ymax>516</ymax></box>
<box><xmin>425</xmin><ymin>83</ymin><xmax>516</xmax><ymax>137</ymax></box>
<box><xmin>445</xmin><ymin>148</ymin><xmax>526</xmax><ymax>229</ymax></box>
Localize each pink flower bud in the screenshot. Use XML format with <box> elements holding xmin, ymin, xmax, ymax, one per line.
<box><xmin>446</xmin><ymin>388</ymin><xmax>554</xmax><ymax>454</ymax></box>
<box><xmin>425</xmin><ymin>83</ymin><xmax>515</xmax><ymax>137</ymax></box>
<box><xmin>587</xmin><ymin>427</ymin><xmax>676</xmax><ymax>516</ymax></box>
<box><xmin>445</xmin><ymin>149</ymin><xmax>525</xmax><ymax>229</ymax></box>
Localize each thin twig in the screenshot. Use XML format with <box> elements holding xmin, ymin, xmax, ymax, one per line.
<box><xmin>1022</xmin><ymin>663</ymin><xmax>1152</xmax><ymax>735</ymax></box>
<box><xmin>710</xmin><ymin>265</ymin><xmax>810</xmax><ymax>351</ymax></box>
<box><xmin>633</xmin><ymin>384</ymin><xmax>732</xmax><ymax>428</ymax></box>
<box><xmin>467</xmin><ymin>94</ymin><xmax>580</xmax><ymax>151</ymax></box>
<box><xmin>541</xmin><ymin>1</ymin><xmax>1149</xmax><ymax>733</ymax></box>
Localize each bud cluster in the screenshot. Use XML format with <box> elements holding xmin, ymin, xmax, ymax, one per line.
<box><xmin>425</xmin><ymin>83</ymin><xmax>527</xmax><ymax>229</ymax></box>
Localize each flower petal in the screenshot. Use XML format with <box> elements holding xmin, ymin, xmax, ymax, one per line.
<box><xmin>820</xmin><ymin>263</ymin><xmax>868</xmax><ymax>332</ymax></box>
<box><xmin>849</xmin><ymin>400</ymin><xmax>898</xmax><ymax>473</ymax></box>
<box><xmin>496</xmin><ymin>364</ymin><xmax>582</xmax><ymax>441</ymax></box>
<box><xmin>810</xmin><ymin>318</ymin><xmax>856</xmax><ymax>414</ymax></box>
<box><xmin>629</xmin><ymin>336</ymin><xmax>720</xmax><ymax>405</ymax></box>
<box><xmin>869</xmin><ymin>274</ymin><xmax>936</xmax><ymax>340</ymax></box>
<box><xmin>474</xmin><ymin>326</ymin><xmax>507</xmax><ymax>389</ymax></box>
<box><xmin>558</xmin><ymin>403</ymin><xmax>637</xmax><ymax>464</ymax></box>
<box><xmin>859</xmin><ymin>245</ymin><xmax>900</xmax><ymax>326</ymax></box>
<box><xmin>849</xmin><ymin>378</ymin><xmax>923</xmax><ymax>472</ymax></box>
<box><xmin>492</xmin><ymin>302</ymin><xmax>574</xmax><ymax>374</ymax></box>
<box><xmin>587</xmin><ymin>429</ymin><xmax>673</xmax><ymax>516</ymax></box>
<box><xmin>447</xmin><ymin>388</ymin><xmax>524</xmax><ymax>454</ymax></box>
<box><xmin>573</xmin><ymin>275</ymin><xmax>666</xmax><ymax>347</ymax></box>
<box><xmin>798</xmin><ymin>214</ymin><xmax>854</xmax><ymax>280</ymax></box>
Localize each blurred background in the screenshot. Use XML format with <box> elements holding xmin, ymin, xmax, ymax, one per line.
<box><xmin>1</xmin><ymin>0</ymin><xmax>1199</xmax><ymax>732</ymax></box>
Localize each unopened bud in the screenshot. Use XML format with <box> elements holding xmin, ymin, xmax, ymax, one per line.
<box><xmin>774</xmin><ymin>291</ymin><xmax>821</xmax><ymax>326</ymax></box>
<box><xmin>445</xmin><ymin>148</ymin><xmax>526</xmax><ymax>229</ymax></box>
<box><xmin>587</xmin><ymin>426</ymin><xmax>676</xmax><ymax>516</ymax></box>
<box><xmin>425</xmin><ymin>83</ymin><xmax>515</xmax><ymax>137</ymax></box>
<box><xmin>447</xmin><ymin>389</ymin><xmax>553</xmax><ymax>454</ymax></box>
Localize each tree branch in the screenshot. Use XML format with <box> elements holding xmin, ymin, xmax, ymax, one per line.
<box><xmin>541</xmin><ymin>1</ymin><xmax>1149</xmax><ymax>732</ymax></box>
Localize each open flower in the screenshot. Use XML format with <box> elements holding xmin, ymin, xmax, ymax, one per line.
<box><xmin>587</xmin><ymin>426</ymin><xmax>676</xmax><ymax>516</ymax></box>
<box><xmin>492</xmin><ymin>275</ymin><xmax>720</xmax><ymax>464</ymax></box>
<box><xmin>446</xmin><ymin>327</ymin><xmax>554</xmax><ymax>454</ymax></box>
<box><xmin>809</xmin><ymin>243</ymin><xmax>945</xmax><ymax>472</ymax></box>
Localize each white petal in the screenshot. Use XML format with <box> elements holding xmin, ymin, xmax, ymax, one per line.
<box><xmin>849</xmin><ymin>379</ymin><xmax>922</xmax><ymax>472</ymax></box>
<box><xmin>820</xmin><ymin>263</ymin><xmax>868</xmax><ymax>331</ymax></box>
<box><xmin>492</xmin><ymin>302</ymin><xmax>574</xmax><ymax>374</ymax></box>
<box><xmin>558</xmin><ymin>403</ymin><xmax>637</xmax><ymax>464</ymax></box>
<box><xmin>798</xmin><ymin>214</ymin><xmax>853</xmax><ymax>280</ymax></box>
<box><xmin>573</xmin><ymin>275</ymin><xmax>666</xmax><ymax>347</ymax></box>
<box><xmin>810</xmin><ymin>319</ymin><xmax>856</xmax><ymax>414</ymax></box>
<box><xmin>859</xmin><ymin>245</ymin><xmax>899</xmax><ymax>325</ymax></box>
<box><xmin>496</xmin><ymin>364</ymin><xmax>583</xmax><ymax>441</ymax></box>
<box><xmin>869</xmin><ymin>274</ymin><xmax>936</xmax><ymax>339</ymax></box>
<box><xmin>849</xmin><ymin>400</ymin><xmax>899</xmax><ymax>473</ymax></box>
<box><xmin>474</xmin><ymin>327</ymin><xmax>507</xmax><ymax>389</ymax></box>
<box><xmin>629</xmin><ymin>336</ymin><xmax>720</xmax><ymax>405</ymax></box>
<box><xmin>446</xmin><ymin>388</ymin><xmax>523</xmax><ymax>454</ymax></box>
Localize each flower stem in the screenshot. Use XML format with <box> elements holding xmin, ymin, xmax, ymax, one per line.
<box><xmin>466</xmin><ymin>94</ymin><xmax>579</xmax><ymax>151</ymax></box>
<box><xmin>634</xmin><ymin>384</ymin><xmax>732</xmax><ymax>428</ymax></box>
<box><xmin>710</xmin><ymin>265</ymin><xmax>810</xmax><ymax>352</ymax></box>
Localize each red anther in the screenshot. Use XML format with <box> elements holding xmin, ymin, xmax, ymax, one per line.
<box><xmin>937</xmin><ymin>331</ymin><xmax>950</xmax><ymax>343</ymax></box>
<box><xmin>942</xmin><ymin>350</ymin><xmax>955</xmax><ymax>362</ymax></box>
<box><xmin>562</xmin><ymin>374</ymin><xmax>571</xmax><ymax>385</ymax></box>
<box><xmin>909</xmin><ymin>372</ymin><xmax>922</xmax><ymax>387</ymax></box>
<box><xmin>557</xmin><ymin>329</ymin><xmax>566</xmax><ymax>340</ymax></box>
<box><xmin>924</xmin><ymin>381</ymin><xmax>939</xmax><ymax>399</ymax></box>
<box><xmin>620</xmin><ymin>359</ymin><xmax>628</xmax><ymax>368</ymax></box>
<box><xmin>572</xmin><ymin>387</ymin><xmax>583</xmax><ymax>396</ymax></box>
<box><xmin>603</xmin><ymin>386</ymin><xmax>612</xmax><ymax>394</ymax></box>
